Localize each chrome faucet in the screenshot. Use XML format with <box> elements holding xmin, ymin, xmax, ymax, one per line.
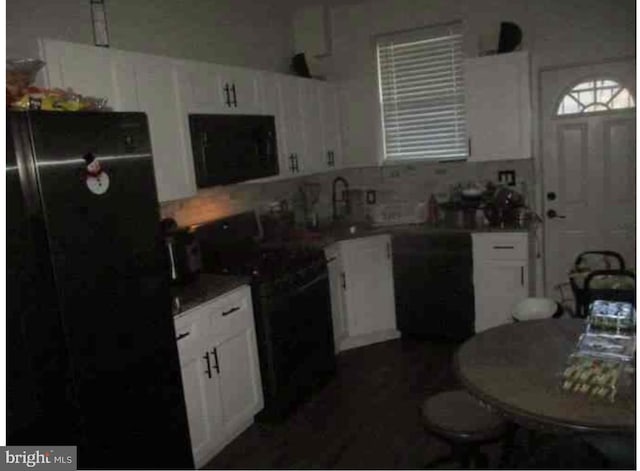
<box><xmin>332</xmin><ymin>176</ymin><xmax>350</xmax><ymax>221</ymax></box>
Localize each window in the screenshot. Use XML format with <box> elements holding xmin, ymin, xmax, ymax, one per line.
<box><xmin>376</xmin><ymin>23</ymin><xmax>467</xmax><ymax>162</ymax></box>
<box><xmin>556</xmin><ymin>79</ymin><xmax>635</xmax><ymax>116</ymax></box>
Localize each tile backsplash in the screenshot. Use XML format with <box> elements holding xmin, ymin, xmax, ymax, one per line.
<box><xmin>160</xmin><ymin>159</ymin><xmax>534</xmax><ymax>227</ymax></box>
<box><xmin>160</xmin><ymin>179</ymin><xmax>300</xmax><ymax>227</ymax></box>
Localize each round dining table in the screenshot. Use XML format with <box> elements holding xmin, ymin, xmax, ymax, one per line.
<box><xmin>454</xmin><ymin>319</ymin><xmax>635</xmax><ymax>434</ymax></box>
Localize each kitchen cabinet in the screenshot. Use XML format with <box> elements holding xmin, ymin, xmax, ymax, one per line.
<box><xmin>129</xmin><ymin>53</ymin><xmax>196</xmax><ymax>202</ymax></box>
<box><xmin>257</xmin><ymin>75</ymin><xmax>342</xmax><ymax>179</ymax></box>
<box><xmin>472</xmin><ymin>232</ymin><xmax>530</xmax><ymax>333</ymax></box>
<box><xmin>277</xmin><ymin>74</ymin><xmax>307</xmax><ymax>176</ymax></box>
<box><xmin>465</xmin><ymin>51</ymin><xmax>531</xmax><ymax>161</ymax></box>
<box><xmin>325</xmin><ymin>234</ymin><xmax>400</xmax><ymax>351</ymax></box>
<box><xmin>39</xmin><ymin>39</ymin><xmax>196</xmax><ymax>202</ymax></box>
<box><xmin>318</xmin><ymin>82</ymin><xmax>343</xmax><ymax>171</ymax></box>
<box><xmin>176</xmin><ymin>61</ymin><xmax>262</xmax><ymax>115</ymax></box>
<box><xmin>39</xmin><ymin>39</ymin><xmax>117</xmax><ymax>108</ymax></box>
<box><xmin>38</xmin><ymin>38</ymin><xmax>346</xmax><ymax>192</ymax></box>
<box><xmin>174</xmin><ymin>285</ymin><xmax>263</xmax><ymax>468</ymax></box>
<box><xmin>299</xmin><ymin>79</ymin><xmax>325</xmax><ymax>174</ymax></box>
<box><xmin>259</xmin><ymin>73</ymin><xmax>300</xmax><ymax>179</ymax></box>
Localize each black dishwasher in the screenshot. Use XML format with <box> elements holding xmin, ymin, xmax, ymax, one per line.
<box><xmin>392</xmin><ymin>232</ymin><xmax>474</xmax><ymax>341</ymax></box>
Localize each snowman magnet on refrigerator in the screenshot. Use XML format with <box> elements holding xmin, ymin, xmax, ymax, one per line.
<box><xmin>83</xmin><ymin>152</ymin><xmax>110</xmax><ymax>195</ymax></box>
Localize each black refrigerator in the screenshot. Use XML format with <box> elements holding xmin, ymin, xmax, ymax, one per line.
<box><xmin>7</xmin><ymin>111</ymin><xmax>194</xmax><ymax>469</ymax></box>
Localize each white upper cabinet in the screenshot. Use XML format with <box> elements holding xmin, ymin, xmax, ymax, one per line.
<box><xmin>464</xmin><ymin>51</ymin><xmax>532</xmax><ymax>161</ymax></box>
<box><xmin>129</xmin><ymin>53</ymin><xmax>196</xmax><ymax>202</ymax></box>
<box><xmin>277</xmin><ymin>74</ymin><xmax>306</xmax><ymax>176</ymax></box>
<box><xmin>178</xmin><ymin>61</ymin><xmax>262</xmax><ymax>115</ymax></box>
<box><xmin>318</xmin><ymin>82</ymin><xmax>343</xmax><ymax>171</ymax></box>
<box><xmin>299</xmin><ymin>79</ymin><xmax>325</xmax><ymax>174</ymax></box>
<box><xmin>260</xmin><ymin>72</ymin><xmax>295</xmax><ymax>179</ymax></box>
<box><xmin>38</xmin><ymin>38</ymin><xmax>346</xmax><ymax>193</ymax></box>
<box><xmin>219</xmin><ymin>65</ymin><xmax>263</xmax><ymax>114</ymax></box>
<box><xmin>39</xmin><ymin>39</ymin><xmax>117</xmax><ymax>107</ymax></box>
<box><xmin>39</xmin><ymin>39</ymin><xmax>197</xmax><ymax>202</ymax></box>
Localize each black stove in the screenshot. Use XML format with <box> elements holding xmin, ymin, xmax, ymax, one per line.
<box><xmin>193</xmin><ymin>212</ymin><xmax>336</xmax><ymax>421</ymax></box>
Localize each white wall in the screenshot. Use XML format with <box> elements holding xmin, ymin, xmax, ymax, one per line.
<box><xmin>319</xmin><ymin>0</ymin><xmax>635</xmax><ymax>167</ymax></box>
<box><xmin>6</xmin><ymin>0</ymin><xmax>295</xmax><ymax>73</ymax></box>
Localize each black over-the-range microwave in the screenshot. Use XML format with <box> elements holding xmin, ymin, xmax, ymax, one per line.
<box><xmin>188</xmin><ymin>114</ymin><xmax>279</xmax><ymax>187</ymax></box>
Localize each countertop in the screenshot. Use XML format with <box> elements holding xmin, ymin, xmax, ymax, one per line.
<box><xmin>261</xmin><ymin>221</ymin><xmax>532</xmax><ymax>250</ymax></box>
<box><xmin>171</xmin><ymin>273</ymin><xmax>251</xmax><ymax>319</ymax></box>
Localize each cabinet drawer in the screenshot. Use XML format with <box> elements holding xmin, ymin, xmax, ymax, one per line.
<box><xmin>174</xmin><ymin>307</ymin><xmax>207</xmax><ymax>363</ymax></box>
<box><xmin>206</xmin><ymin>286</ymin><xmax>254</xmax><ymax>343</ymax></box>
<box><xmin>472</xmin><ymin>233</ymin><xmax>528</xmax><ymax>260</ymax></box>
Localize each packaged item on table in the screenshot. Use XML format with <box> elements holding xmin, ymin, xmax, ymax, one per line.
<box><xmin>561</xmin><ymin>354</ymin><xmax>622</xmax><ymax>402</ymax></box>
<box><xmin>577</xmin><ymin>333</ymin><xmax>635</xmax><ymax>361</ymax></box>
<box><xmin>588</xmin><ymin>300</ymin><xmax>635</xmax><ymax>334</ymax></box>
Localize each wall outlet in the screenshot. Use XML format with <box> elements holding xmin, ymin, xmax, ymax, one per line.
<box><xmin>366</xmin><ymin>190</ymin><xmax>377</xmax><ymax>204</ymax></box>
<box><xmin>498</xmin><ymin>170</ymin><xmax>516</xmax><ymax>186</ymax></box>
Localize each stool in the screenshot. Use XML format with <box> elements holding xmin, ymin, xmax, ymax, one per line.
<box><xmin>512</xmin><ymin>297</ymin><xmax>563</xmax><ymax>322</ymax></box>
<box><xmin>421</xmin><ymin>390</ymin><xmax>507</xmax><ymax>468</ymax></box>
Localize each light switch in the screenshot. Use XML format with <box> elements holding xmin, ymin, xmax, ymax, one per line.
<box><xmin>498</xmin><ymin>170</ymin><xmax>516</xmax><ymax>186</ymax></box>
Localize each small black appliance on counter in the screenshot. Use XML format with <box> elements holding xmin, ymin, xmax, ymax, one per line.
<box><xmin>193</xmin><ymin>211</ymin><xmax>337</xmax><ymax>421</ymax></box>
<box><xmin>161</xmin><ymin>217</ymin><xmax>203</xmax><ymax>285</ymax></box>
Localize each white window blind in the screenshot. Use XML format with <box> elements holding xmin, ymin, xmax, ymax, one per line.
<box><xmin>377</xmin><ymin>23</ymin><xmax>467</xmax><ymax>161</ymax></box>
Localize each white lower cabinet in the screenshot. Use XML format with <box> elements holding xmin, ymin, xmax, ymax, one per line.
<box><xmin>472</xmin><ymin>232</ymin><xmax>530</xmax><ymax>333</ymax></box>
<box><xmin>174</xmin><ymin>285</ymin><xmax>263</xmax><ymax>468</ymax></box>
<box><xmin>325</xmin><ymin>234</ymin><xmax>400</xmax><ymax>352</ymax></box>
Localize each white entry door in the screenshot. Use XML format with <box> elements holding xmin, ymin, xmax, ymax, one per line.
<box><xmin>541</xmin><ymin>60</ymin><xmax>636</xmax><ymax>296</ymax></box>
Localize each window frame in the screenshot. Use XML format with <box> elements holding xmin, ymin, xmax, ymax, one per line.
<box><xmin>375</xmin><ymin>21</ymin><xmax>468</xmax><ymax>165</ymax></box>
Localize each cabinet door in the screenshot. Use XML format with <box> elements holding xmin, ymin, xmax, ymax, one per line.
<box><xmin>318</xmin><ymin>82</ymin><xmax>343</xmax><ymax>171</ymax></box>
<box><xmin>465</xmin><ymin>51</ymin><xmax>531</xmax><ymax>161</ymax></box>
<box><xmin>221</xmin><ymin>66</ymin><xmax>263</xmax><ymax>115</ymax></box>
<box><xmin>299</xmin><ymin>79</ymin><xmax>324</xmax><ymax>175</ymax></box>
<box><xmin>325</xmin><ymin>245</ymin><xmax>347</xmax><ymax>350</ymax></box>
<box><xmin>178</xmin><ymin>351</ymin><xmax>224</xmax><ymax>468</ymax></box>
<box><xmin>474</xmin><ymin>260</ymin><xmax>528</xmax><ymax>333</ymax></box>
<box><xmin>39</xmin><ymin>39</ymin><xmax>117</xmax><ymax>107</ymax></box>
<box><xmin>278</xmin><ymin>75</ymin><xmax>305</xmax><ymax>175</ymax></box>
<box><xmin>179</xmin><ymin>61</ymin><xmax>226</xmax><ymax>113</ymax></box>
<box><xmin>175</xmin><ymin>309</ymin><xmax>224</xmax><ymax>468</ymax></box>
<box><xmin>132</xmin><ymin>54</ymin><xmax>196</xmax><ymax>202</ymax></box>
<box><xmin>341</xmin><ymin>235</ymin><xmax>397</xmax><ymax>337</ymax></box>
<box><xmin>110</xmin><ymin>50</ymin><xmax>139</xmax><ymax>111</ymax></box>
<box><xmin>260</xmin><ymin>72</ymin><xmax>291</xmax><ymax>180</ymax></box>
<box><xmin>216</xmin><ymin>326</ymin><xmax>263</xmax><ymax>437</ymax></box>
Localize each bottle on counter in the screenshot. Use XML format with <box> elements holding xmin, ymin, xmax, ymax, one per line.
<box><xmin>427</xmin><ymin>194</ymin><xmax>440</xmax><ymax>225</ymax></box>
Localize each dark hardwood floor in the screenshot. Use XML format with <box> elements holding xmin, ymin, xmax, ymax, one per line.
<box><xmin>205</xmin><ymin>337</ymin><xmax>464</xmax><ymax>469</ymax></box>
<box><xmin>203</xmin><ymin>337</ymin><xmax>612</xmax><ymax>470</ymax></box>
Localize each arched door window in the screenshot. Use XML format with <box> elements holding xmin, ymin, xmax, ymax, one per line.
<box><xmin>556</xmin><ymin>79</ymin><xmax>635</xmax><ymax>115</ymax></box>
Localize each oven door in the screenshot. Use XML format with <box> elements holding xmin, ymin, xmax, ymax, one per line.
<box><xmin>255</xmin><ymin>269</ymin><xmax>336</xmax><ymax>420</ymax></box>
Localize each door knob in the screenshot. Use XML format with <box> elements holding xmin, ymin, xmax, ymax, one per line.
<box><xmin>546</xmin><ymin>192</ymin><xmax>556</xmax><ymax>201</ymax></box>
<box><xmin>546</xmin><ymin>209</ymin><xmax>566</xmax><ymax>219</ymax></box>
